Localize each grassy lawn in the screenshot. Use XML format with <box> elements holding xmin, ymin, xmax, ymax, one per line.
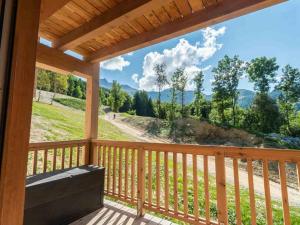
<box><xmin>31</xmin><ymin>101</ymin><xmax>137</xmax><ymax>142</ymax></box>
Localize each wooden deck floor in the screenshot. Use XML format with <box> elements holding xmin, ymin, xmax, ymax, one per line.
<box><xmin>69</xmin><ymin>199</ymin><xmax>176</xmax><ymax>225</ymax></box>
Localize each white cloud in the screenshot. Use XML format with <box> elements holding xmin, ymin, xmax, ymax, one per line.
<box><xmin>138</xmin><ymin>26</ymin><xmax>226</xmax><ymax>91</ymax></box>
<box><xmin>127</xmin><ymin>52</ymin><xmax>134</xmax><ymax>56</ymax></box>
<box><xmin>131</xmin><ymin>73</ymin><xmax>139</xmax><ymax>83</ymax></box>
<box><xmin>101</xmin><ymin>56</ymin><xmax>130</xmax><ymax>71</ymax></box>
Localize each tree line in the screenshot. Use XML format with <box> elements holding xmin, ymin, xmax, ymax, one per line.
<box><xmin>105</xmin><ymin>56</ymin><xmax>300</xmax><ymax>137</ymax></box>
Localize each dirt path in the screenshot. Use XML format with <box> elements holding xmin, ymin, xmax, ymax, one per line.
<box><xmin>104</xmin><ymin>112</ymin><xmax>170</xmax><ymax>143</ymax></box>
<box><xmin>104</xmin><ymin>112</ymin><xmax>300</xmax><ymax>207</ymax></box>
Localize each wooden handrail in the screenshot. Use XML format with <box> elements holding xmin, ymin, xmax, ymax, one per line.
<box><xmin>27</xmin><ymin>139</ymin><xmax>300</xmax><ymax>225</ymax></box>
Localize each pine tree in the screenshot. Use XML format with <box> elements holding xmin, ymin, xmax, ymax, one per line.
<box><xmin>193</xmin><ymin>71</ymin><xmax>204</xmax><ymax>119</ymax></box>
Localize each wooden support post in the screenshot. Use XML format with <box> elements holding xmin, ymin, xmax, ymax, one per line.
<box><xmin>0</xmin><ymin>0</ymin><xmax>41</xmax><ymax>224</ymax></box>
<box><xmin>85</xmin><ymin>63</ymin><xmax>99</xmax><ymax>164</ymax></box>
<box><xmin>137</xmin><ymin>148</ymin><xmax>145</xmax><ymax>217</ymax></box>
<box><xmin>215</xmin><ymin>151</ymin><xmax>228</xmax><ymax>225</ymax></box>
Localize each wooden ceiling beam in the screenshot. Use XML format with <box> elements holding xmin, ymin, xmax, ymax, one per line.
<box><xmin>36</xmin><ymin>43</ymin><xmax>95</xmax><ymax>78</ymax></box>
<box><xmin>86</xmin><ymin>0</ymin><xmax>285</xmax><ymax>63</ymax></box>
<box><xmin>52</xmin><ymin>0</ymin><xmax>173</xmax><ymax>51</ymax></box>
<box><xmin>40</xmin><ymin>0</ymin><xmax>71</xmax><ymax>22</ymax></box>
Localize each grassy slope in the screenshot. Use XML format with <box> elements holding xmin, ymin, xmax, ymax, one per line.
<box><xmin>31</xmin><ymin>102</ymin><xmax>137</xmax><ymax>142</ymax></box>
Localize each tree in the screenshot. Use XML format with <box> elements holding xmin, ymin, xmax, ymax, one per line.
<box><xmin>276</xmin><ymin>65</ymin><xmax>300</xmax><ymax>132</ymax></box>
<box><xmin>37</xmin><ymin>69</ymin><xmax>51</xmax><ymax>91</ymax></box>
<box><xmin>67</xmin><ymin>75</ymin><xmax>76</xmax><ymax>96</ymax></box>
<box><xmin>119</xmin><ymin>92</ymin><xmax>132</xmax><ymax>112</ymax></box>
<box><xmin>193</xmin><ymin>71</ymin><xmax>204</xmax><ymax>119</ymax></box>
<box><xmin>154</xmin><ymin>63</ymin><xmax>168</xmax><ymax>118</ymax></box>
<box><xmin>108</xmin><ymin>81</ymin><xmax>125</xmax><ymax>112</ymax></box>
<box><xmin>211</xmin><ymin>55</ymin><xmax>244</xmax><ymax>125</ymax></box>
<box><xmin>247</xmin><ymin>57</ymin><xmax>279</xmax><ymax>94</ymax></box>
<box><xmin>244</xmin><ymin>94</ymin><xmax>282</xmax><ymax>133</ymax></box>
<box><xmin>133</xmin><ymin>91</ymin><xmax>154</xmax><ymax>117</ymax></box>
<box><xmin>73</xmin><ymin>85</ymin><xmax>83</xmax><ymax>98</ymax></box>
<box><xmin>173</xmin><ymin>68</ymin><xmax>188</xmax><ymax>118</ymax></box>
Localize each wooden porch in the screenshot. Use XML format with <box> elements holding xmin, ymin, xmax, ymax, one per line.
<box><xmin>0</xmin><ymin>0</ymin><xmax>294</xmax><ymax>225</ymax></box>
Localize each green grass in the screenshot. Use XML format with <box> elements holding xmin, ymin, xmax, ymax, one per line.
<box><xmin>53</xmin><ymin>97</ymin><xmax>86</xmax><ymax>111</ymax></box>
<box><xmin>31</xmin><ymin>101</ymin><xmax>137</xmax><ymax>142</ymax></box>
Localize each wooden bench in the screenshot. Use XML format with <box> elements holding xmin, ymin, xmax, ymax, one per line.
<box><xmin>24</xmin><ymin>165</ymin><xmax>105</xmax><ymax>225</ymax></box>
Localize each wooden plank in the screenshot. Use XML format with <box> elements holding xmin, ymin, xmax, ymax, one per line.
<box><xmin>36</xmin><ymin>43</ymin><xmax>94</xmax><ymax>78</ymax></box>
<box><xmin>33</xmin><ymin>151</ymin><xmax>38</xmax><ymax>175</ymax></box>
<box><xmin>137</xmin><ymin>148</ymin><xmax>145</xmax><ymax>216</ymax></box>
<box><xmin>107</xmin><ymin>146</ymin><xmax>112</xmax><ymax>191</ymax></box>
<box><xmin>87</xmin><ymin>0</ymin><xmax>286</xmax><ymax>63</ymax></box>
<box><xmin>182</xmin><ymin>153</ymin><xmax>188</xmax><ymax>216</ymax></box>
<box><xmin>192</xmin><ymin>154</ymin><xmax>199</xmax><ymax>220</ymax></box>
<box><xmin>69</xmin><ymin>146</ymin><xmax>73</xmax><ymax>168</ymax></box>
<box><xmin>156</xmin><ymin>151</ymin><xmax>160</xmax><ymax>208</ymax></box>
<box><xmin>118</xmin><ymin>147</ymin><xmax>123</xmax><ymax>196</ymax></box>
<box><xmin>233</xmin><ymin>158</ymin><xmax>242</xmax><ymax>225</ymax></box>
<box><xmin>53</xmin><ymin>148</ymin><xmax>57</xmax><ymax>170</ymax></box>
<box><xmin>203</xmin><ymin>155</ymin><xmax>210</xmax><ymax>223</ymax></box>
<box><xmin>112</xmin><ymin>146</ymin><xmax>117</xmax><ymax>194</ymax></box>
<box><xmin>263</xmin><ymin>160</ymin><xmax>273</xmax><ymax>225</ymax></box>
<box><xmin>125</xmin><ymin>148</ymin><xmax>129</xmax><ymax>198</ymax></box>
<box><xmin>148</xmin><ymin>150</ymin><xmax>152</xmax><ymax>205</ymax></box>
<box><xmin>297</xmin><ymin>162</ymin><xmax>300</xmax><ymax>192</ymax></box>
<box><xmin>53</xmin><ymin>0</ymin><xmax>173</xmax><ymax>50</ymax></box>
<box><xmin>44</xmin><ymin>150</ymin><xmax>48</xmax><ymax>173</ymax></box>
<box><xmin>131</xmin><ymin>149</ymin><xmax>136</xmax><ymax>199</ymax></box>
<box><xmin>215</xmin><ymin>153</ymin><xmax>228</xmax><ymax>224</ymax></box>
<box><xmin>102</xmin><ymin>145</ymin><xmax>107</xmax><ymax>168</ymax></box>
<box><xmin>40</xmin><ymin>0</ymin><xmax>71</xmax><ymax>22</ymax></box>
<box><xmin>0</xmin><ymin>0</ymin><xmax>41</xmax><ymax>224</ymax></box>
<box><xmin>164</xmin><ymin>152</ymin><xmax>169</xmax><ymax>211</ymax></box>
<box><xmin>279</xmin><ymin>161</ymin><xmax>291</xmax><ymax>225</ymax></box>
<box><xmin>61</xmin><ymin>148</ymin><xmax>65</xmax><ymax>169</ymax></box>
<box><xmin>85</xmin><ymin>64</ymin><xmax>99</xmax><ymax>140</ymax></box>
<box><xmin>247</xmin><ymin>159</ymin><xmax>257</xmax><ymax>225</ymax></box>
<box><xmin>173</xmin><ymin>153</ymin><xmax>178</xmax><ymax>213</ymax></box>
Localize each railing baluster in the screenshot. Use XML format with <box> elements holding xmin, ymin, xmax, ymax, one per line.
<box><xmin>69</xmin><ymin>146</ymin><xmax>73</xmax><ymax>168</ymax></box>
<box><xmin>107</xmin><ymin>146</ymin><xmax>111</xmax><ymax>192</ymax></box>
<box><xmin>113</xmin><ymin>146</ymin><xmax>117</xmax><ymax>194</ymax></box>
<box><xmin>173</xmin><ymin>153</ymin><xmax>178</xmax><ymax>214</ymax></box>
<box><xmin>61</xmin><ymin>148</ymin><xmax>65</xmax><ymax>169</ymax></box>
<box><xmin>204</xmin><ymin>155</ymin><xmax>210</xmax><ymax>223</ymax></box>
<box><xmin>76</xmin><ymin>146</ymin><xmax>80</xmax><ymax>166</ymax></box>
<box><xmin>98</xmin><ymin>145</ymin><xmax>102</xmax><ymax>166</ymax></box>
<box><xmin>124</xmin><ymin>148</ymin><xmax>129</xmax><ymax>198</ymax></box>
<box><xmin>263</xmin><ymin>160</ymin><xmax>273</xmax><ymax>225</ymax></box>
<box><xmin>137</xmin><ymin>147</ymin><xmax>145</xmax><ymax>217</ymax></box>
<box><xmin>53</xmin><ymin>148</ymin><xmax>57</xmax><ymax>170</ymax></box>
<box><xmin>233</xmin><ymin>158</ymin><xmax>242</xmax><ymax>225</ymax></box>
<box><xmin>164</xmin><ymin>152</ymin><xmax>169</xmax><ymax>211</ymax></box>
<box><xmin>118</xmin><ymin>147</ymin><xmax>123</xmax><ymax>196</ymax></box>
<box><xmin>148</xmin><ymin>150</ymin><xmax>152</xmax><ymax>206</ymax></box>
<box><xmin>182</xmin><ymin>153</ymin><xmax>188</xmax><ymax>217</ymax></box>
<box><xmin>33</xmin><ymin>150</ymin><xmax>38</xmax><ymax>175</ymax></box>
<box><xmin>279</xmin><ymin>161</ymin><xmax>291</xmax><ymax>225</ymax></box>
<box><xmin>156</xmin><ymin>151</ymin><xmax>160</xmax><ymax>209</ymax></box>
<box><xmin>297</xmin><ymin>161</ymin><xmax>300</xmax><ymax>192</ymax></box>
<box><xmin>192</xmin><ymin>154</ymin><xmax>199</xmax><ymax>220</ymax></box>
<box><xmin>43</xmin><ymin>149</ymin><xmax>48</xmax><ymax>173</ymax></box>
<box><xmin>102</xmin><ymin>145</ymin><xmax>106</xmax><ymax>168</ymax></box>
<box><xmin>247</xmin><ymin>159</ymin><xmax>257</xmax><ymax>225</ymax></box>
<box><xmin>215</xmin><ymin>152</ymin><xmax>228</xmax><ymax>224</ymax></box>
<box><xmin>131</xmin><ymin>149</ymin><xmax>136</xmax><ymax>199</ymax></box>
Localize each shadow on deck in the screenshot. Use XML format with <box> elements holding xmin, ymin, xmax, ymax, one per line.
<box><xmin>69</xmin><ymin>200</ymin><xmax>176</xmax><ymax>225</ymax></box>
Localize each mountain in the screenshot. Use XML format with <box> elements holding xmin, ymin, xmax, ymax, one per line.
<box><xmin>100</xmin><ymin>78</ymin><xmax>137</xmax><ymax>95</ymax></box>
<box><xmin>99</xmin><ymin>79</ymin><xmax>299</xmax><ymax>109</ymax></box>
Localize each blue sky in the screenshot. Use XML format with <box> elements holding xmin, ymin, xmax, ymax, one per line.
<box><xmin>100</xmin><ymin>0</ymin><xmax>300</xmax><ymax>94</ymax></box>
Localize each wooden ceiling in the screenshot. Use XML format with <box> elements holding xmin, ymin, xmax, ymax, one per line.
<box><xmin>38</xmin><ymin>0</ymin><xmax>285</xmax><ymax>64</ymax></box>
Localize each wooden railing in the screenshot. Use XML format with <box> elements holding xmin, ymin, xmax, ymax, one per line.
<box><xmin>27</xmin><ymin>139</ymin><xmax>89</xmax><ymax>176</ymax></box>
<box><xmin>92</xmin><ymin>140</ymin><xmax>300</xmax><ymax>225</ymax></box>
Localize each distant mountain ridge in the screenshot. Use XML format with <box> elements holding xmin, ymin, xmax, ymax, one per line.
<box><xmin>100</xmin><ymin>78</ymin><xmax>299</xmax><ymax>109</ymax></box>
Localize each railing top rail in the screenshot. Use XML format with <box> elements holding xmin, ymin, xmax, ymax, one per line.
<box><xmin>29</xmin><ymin>139</ymin><xmax>89</xmax><ymax>149</ymax></box>
<box><xmin>92</xmin><ymin>139</ymin><xmax>300</xmax><ymax>162</ymax></box>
